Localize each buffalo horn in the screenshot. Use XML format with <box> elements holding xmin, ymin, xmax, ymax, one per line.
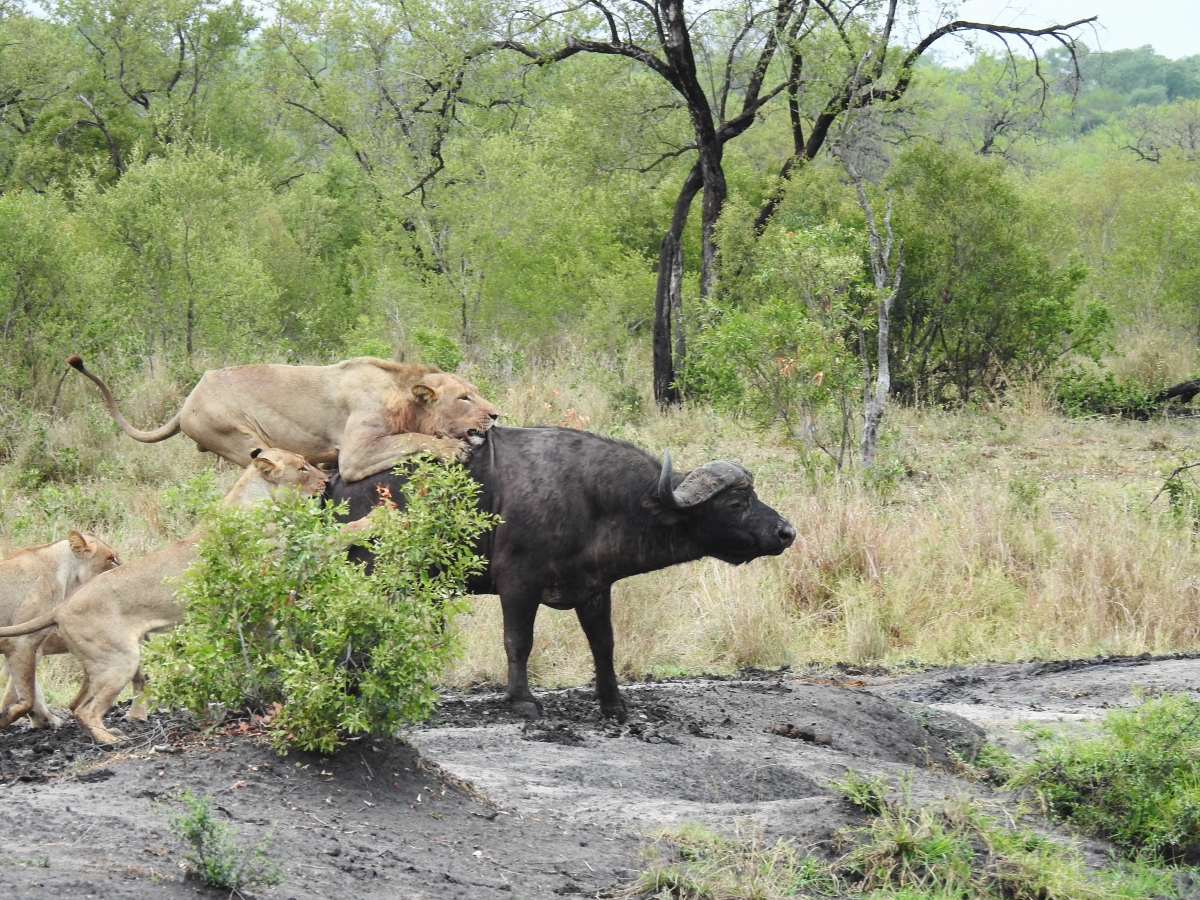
<box><xmin>658</xmin><ymin>454</ymin><xmax>754</xmax><ymax>510</ymax></box>
<box><xmin>657</xmin><ymin>451</ymin><xmax>679</xmax><ymax>509</ymax></box>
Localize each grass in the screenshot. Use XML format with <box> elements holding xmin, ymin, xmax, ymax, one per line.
<box><xmin>1015</xmin><ymin>693</ymin><xmax>1200</xmax><ymax>860</ymax></box>
<box><xmin>633</xmin><ymin>794</ymin><xmax>1186</xmax><ymax>900</ymax></box>
<box><xmin>5</xmin><ymin>350</ymin><xmax>1200</xmax><ymax>706</ymax></box>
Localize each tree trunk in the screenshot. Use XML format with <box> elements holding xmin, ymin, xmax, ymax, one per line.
<box><xmin>653</xmin><ymin>163</ymin><xmax>703</xmax><ymax>407</ymax></box>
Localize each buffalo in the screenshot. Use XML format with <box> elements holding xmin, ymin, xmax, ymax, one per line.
<box><xmin>325</xmin><ymin>425</ymin><xmax>796</xmax><ymax>721</ymax></box>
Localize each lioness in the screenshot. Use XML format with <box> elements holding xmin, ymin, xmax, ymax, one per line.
<box><xmin>68</xmin><ymin>355</ymin><xmax>500</xmax><ymax>482</ymax></box>
<box><xmin>0</xmin><ymin>449</ymin><xmax>331</xmax><ymax>743</ymax></box>
<box><xmin>0</xmin><ymin>532</ymin><xmax>123</xmax><ymax>729</ymax></box>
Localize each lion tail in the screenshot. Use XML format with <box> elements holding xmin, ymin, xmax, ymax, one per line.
<box><xmin>0</xmin><ymin>609</ymin><xmax>59</xmax><ymax>638</ymax></box>
<box><xmin>67</xmin><ymin>356</ymin><xmax>182</xmax><ymax>444</ymax></box>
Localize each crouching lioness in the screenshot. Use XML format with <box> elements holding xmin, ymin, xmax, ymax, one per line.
<box><xmin>0</xmin><ymin>532</ymin><xmax>123</xmax><ymax>729</ymax></box>
<box><xmin>0</xmin><ymin>449</ymin><xmax>330</xmax><ymax>743</ymax></box>
<box><xmin>69</xmin><ymin>355</ymin><xmax>500</xmax><ymax>482</ymax></box>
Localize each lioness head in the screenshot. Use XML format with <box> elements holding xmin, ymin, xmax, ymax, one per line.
<box><xmin>249</xmin><ymin>448</ymin><xmax>330</xmax><ymax>497</ymax></box>
<box><xmin>406</xmin><ymin>373</ymin><xmax>500</xmax><ymax>448</ymax></box>
<box><xmin>67</xmin><ymin>530</ymin><xmax>123</xmax><ymax>577</ymax></box>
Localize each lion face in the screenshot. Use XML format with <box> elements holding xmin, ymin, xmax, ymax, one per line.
<box><xmin>250</xmin><ymin>448</ymin><xmax>331</xmax><ymax>496</ymax></box>
<box><xmin>411</xmin><ymin>373</ymin><xmax>500</xmax><ymax>446</ymax></box>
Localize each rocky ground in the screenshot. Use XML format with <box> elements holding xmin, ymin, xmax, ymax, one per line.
<box><xmin>2</xmin><ymin>652</ymin><xmax>1199</xmax><ymax>899</ymax></box>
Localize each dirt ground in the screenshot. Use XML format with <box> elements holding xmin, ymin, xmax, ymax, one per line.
<box><xmin>3</xmin><ymin>653</ymin><xmax>1200</xmax><ymax>899</ymax></box>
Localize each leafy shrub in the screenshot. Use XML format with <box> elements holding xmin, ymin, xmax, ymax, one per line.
<box><xmin>1053</xmin><ymin>369</ymin><xmax>1156</xmax><ymax>419</ymax></box>
<box><xmin>412</xmin><ymin>328</ymin><xmax>463</xmax><ymax>372</ymax></box>
<box><xmin>145</xmin><ymin>457</ymin><xmax>496</xmax><ymax>753</ymax></box>
<box><xmin>166</xmin><ymin>790</ymin><xmax>283</xmax><ymax>891</ymax></box>
<box><xmin>1016</xmin><ymin>693</ymin><xmax>1200</xmax><ymax>859</ymax></box>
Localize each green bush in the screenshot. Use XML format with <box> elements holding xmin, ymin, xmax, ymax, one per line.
<box><xmin>145</xmin><ymin>456</ymin><xmax>496</xmax><ymax>753</ymax></box>
<box><xmin>1016</xmin><ymin>693</ymin><xmax>1200</xmax><ymax>859</ymax></box>
<box><xmin>166</xmin><ymin>790</ymin><xmax>283</xmax><ymax>891</ymax></box>
<box><xmin>1053</xmin><ymin>369</ymin><xmax>1156</xmax><ymax>419</ymax></box>
<box><xmin>412</xmin><ymin>328</ymin><xmax>464</xmax><ymax>372</ymax></box>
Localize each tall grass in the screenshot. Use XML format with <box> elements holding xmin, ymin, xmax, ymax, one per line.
<box><xmin>4</xmin><ymin>351</ymin><xmax>1200</xmax><ymax>706</ymax></box>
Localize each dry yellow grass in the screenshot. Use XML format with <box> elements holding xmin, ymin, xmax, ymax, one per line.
<box><xmin>4</xmin><ymin>353</ymin><xmax>1200</xmax><ymax>709</ymax></box>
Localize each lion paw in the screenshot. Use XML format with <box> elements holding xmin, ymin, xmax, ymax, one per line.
<box><xmin>430</xmin><ymin>437</ymin><xmax>471</xmax><ymax>463</ymax></box>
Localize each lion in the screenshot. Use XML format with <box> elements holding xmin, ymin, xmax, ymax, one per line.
<box><xmin>0</xmin><ymin>531</ymin><xmax>123</xmax><ymax>729</ymax></box>
<box><xmin>0</xmin><ymin>448</ymin><xmax>333</xmax><ymax>743</ymax></box>
<box><xmin>68</xmin><ymin>355</ymin><xmax>500</xmax><ymax>482</ymax></box>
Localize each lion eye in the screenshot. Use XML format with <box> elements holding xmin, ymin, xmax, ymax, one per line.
<box><xmin>460</xmin><ymin>395</ymin><xmax>470</xmax><ymax>401</ymax></box>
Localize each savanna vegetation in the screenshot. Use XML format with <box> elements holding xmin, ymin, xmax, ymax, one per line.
<box><xmin>2</xmin><ymin>0</ymin><xmax>1200</xmax><ymax>698</ymax></box>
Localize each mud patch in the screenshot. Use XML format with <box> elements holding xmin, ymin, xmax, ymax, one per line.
<box><xmin>6</xmin><ymin>654</ymin><xmax>1199</xmax><ymax>898</ymax></box>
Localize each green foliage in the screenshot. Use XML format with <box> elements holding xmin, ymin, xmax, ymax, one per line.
<box><xmin>165</xmin><ymin>790</ymin><xmax>283</xmax><ymax>891</ymax></box>
<box><xmin>145</xmin><ymin>456</ymin><xmax>497</xmax><ymax>753</ymax></box>
<box><xmin>888</xmin><ymin>144</ymin><xmax>1106</xmax><ymax>404</ymax></box>
<box><xmin>412</xmin><ymin>328</ymin><xmax>463</xmax><ymax>373</ymax></box>
<box><xmin>1017</xmin><ymin>693</ymin><xmax>1200</xmax><ymax>859</ymax></box>
<box><xmin>693</xmin><ymin>217</ymin><xmax>868</xmax><ymax>467</ymax></box>
<box><xmin>1053</xmin><ymin>369</ymin><xmax>1157</xmax><ymax>419</ymax></box>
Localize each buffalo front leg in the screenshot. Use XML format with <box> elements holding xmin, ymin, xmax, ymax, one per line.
<box><xmin>499</xmin><ymin>590</ymin><xmax>543</xmax><ymax>720</ymax></box>
<box><xmin>574</xmin><ymin>587</ymin><xmax>627</xmax><ymax>722</ymax></box>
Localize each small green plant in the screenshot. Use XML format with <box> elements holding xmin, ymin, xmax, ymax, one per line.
<box><xmin>166</xmin><ymin>790</ymin><xmax>283</xmax><ymax>891</ymax></box>
<box><xmin>1015</xmin><ymin>693</ymin><xmax>1200</xmax><ymax>860</ymax></box>
<box><xmin>146</xmin><ymin>456</ymin><xmax>497</xmax><ymax>753</ymax></box>
<box><xmin>972</xmin><ymin>742</ymin><xmax>1018</xmax><ymax>783</ymax></box>
<box><xmin>830</xmin><ymin>769</ymin><xmax>891</xmax><ymax>814</ymax></box>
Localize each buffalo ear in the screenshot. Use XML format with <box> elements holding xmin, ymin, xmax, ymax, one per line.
<box><xmin>411</xmin><ymin>382</ymin><xmax>438</xmax><ymax>405</ymax></box>
<box><xmin>67</xmin><ymin>529</ymin><xmax>92</xmax><ymax>557</ymax></box>
<box><xmin>642</xmin><ymin>496</ymin><xmax>684</xmax><ymax>526</ymax></box>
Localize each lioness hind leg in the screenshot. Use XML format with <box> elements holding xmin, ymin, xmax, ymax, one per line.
<box><xmin>124</xmin><ymin>667</ymin><xmax>149</xmax><ymax>721</ymax></box>
<box><xmin>73</xmin><ymin>655</ymin><xmax>139</xmax><ymax>744</ymax></box>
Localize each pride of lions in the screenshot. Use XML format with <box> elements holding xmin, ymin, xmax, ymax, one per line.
<box><xmin>0</xmin><ymin>355</ymin><xmax>500</xmax><ymax>743</ymax></box>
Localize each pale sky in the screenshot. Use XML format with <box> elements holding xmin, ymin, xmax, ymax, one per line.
<box><xmin>916</xmin><ymin>1</ymin><xmax>1200</xmax><ymax>62</ymax></box>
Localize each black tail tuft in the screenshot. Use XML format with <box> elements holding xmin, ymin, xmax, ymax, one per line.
<box><xmin>66</xmin><ymin>355</ymin><xmax>84</xmax><ymax>371</ymax></box>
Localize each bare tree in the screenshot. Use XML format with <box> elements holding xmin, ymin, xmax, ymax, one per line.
<box><xmin>489</xmin><ymin>1</ymin><xmax>1094</xmax><ymax>405</ymax></box>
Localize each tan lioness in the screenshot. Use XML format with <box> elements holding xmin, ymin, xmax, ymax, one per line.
<box><xmin>0</xmin><ymin>449</ymin><xmax>331</xmax><ymax>743</ymax></box>
<box><xmin>68</xmin><ymin>355</ymin><xmax>500</xmax><ymax>482</ymax></box>
<box><xmin>0</xmin><ymin>532</ymin><xmax>123</xmax><ymax>729</ymax></box>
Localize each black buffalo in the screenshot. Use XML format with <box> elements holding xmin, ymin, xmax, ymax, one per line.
<box><xmin>326</xmin><ymin>425</ymin><xmax>796</xmax><ymax>721</ymax></box>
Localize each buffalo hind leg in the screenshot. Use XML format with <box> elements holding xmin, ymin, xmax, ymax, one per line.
<box><xmin>574</xmin><ymin>587</ymin><xmax>627</xmax><ymax>722</ymax></box>
<box><xmin>499</xmin><ymin>589</ymin><xmax>543</xmax><ymax>719</ymax></box>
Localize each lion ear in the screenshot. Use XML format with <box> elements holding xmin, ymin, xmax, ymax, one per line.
<box><xmin>411</xmin><ymin>382</ymin><xmax>438</xmax><ymax>406</ymax></box>
<box><xmin>250</xmin><ymin>448</ymin><xmax>263</xmax><ymax>459</ymax></box>
<box><xmin>67</xmin><ymin>530</ymin><xmax>92</xmax><ymax>558</ymax></box>
<box><xmin>252</xmin><ymin>456</ymin><xmax>278</xmax><ymax>478</ymax></box>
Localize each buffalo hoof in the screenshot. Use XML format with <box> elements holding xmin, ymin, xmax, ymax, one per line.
<box><xmin>600</xmin><ymin>701</ymin><xmax>627</xmax><ymax>723</ymax></box>
<box><xmin>510</xmin><ymin>700</ymin><xmax>542</xmax><ymax>720</ymax></box>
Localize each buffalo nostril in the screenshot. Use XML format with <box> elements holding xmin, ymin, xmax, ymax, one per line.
<box><xmin>780</xmin><ymin>523</ymin><xmax>797</xmax><ymax>543</ymax></box>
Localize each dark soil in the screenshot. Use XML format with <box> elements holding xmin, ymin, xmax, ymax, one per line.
<box><xmin>3</xmin><ymin>653</ymin><xmax>1199</xmax><ymax>898</ymax></box>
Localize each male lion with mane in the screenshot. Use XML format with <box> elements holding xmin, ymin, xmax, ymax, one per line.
<box><xmin>68</xmin><ymin>355</ymin><xmax>499</xmax><ymax>482</ymax></box>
